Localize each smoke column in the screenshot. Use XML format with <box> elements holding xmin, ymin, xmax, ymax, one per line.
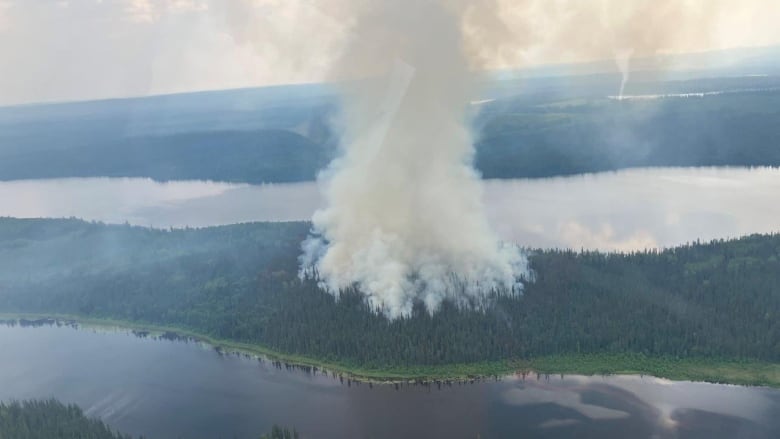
<box><xmin>208</xmin><ymin>0</ymin><xmax>741</xmax><ymax>319</ymax></box>
<box><xmin>614</xmin><ymin>49</ymin><xmax>634</xmax><ymax>99</ymax></box>
<box><xmin>299</xmin><ymin>0</ymin><xmax>526</xmax><ymax>319</ymax></box>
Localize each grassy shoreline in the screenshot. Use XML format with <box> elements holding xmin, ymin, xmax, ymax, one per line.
<box><xmin>2</xmin><ymin>312</ymin><xmax>778</xmax><ymax>388</ymax></box>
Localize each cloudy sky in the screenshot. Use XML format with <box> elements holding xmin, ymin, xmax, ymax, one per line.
<box><xmin>0</xmin><ymin>0</ymin><xmax>778</xmax><ymax>106</ymax></box>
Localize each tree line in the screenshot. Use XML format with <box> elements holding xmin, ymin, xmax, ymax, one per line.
<box><xmin>0</xmin><ymin>399</ymin><xmax>135</xmax><ymax>439</ymax></box>
<box><xmin>0</xmin><ymin>398</ymin><xmax>298</xmax><ymax>439</ymax></box>
<box><xmin>0</xmin><ymin>218</ymin><xmax>778</xmax><ymax>368</ymax></box>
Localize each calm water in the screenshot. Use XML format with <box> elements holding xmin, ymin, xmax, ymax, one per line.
<box><xmin>0</xmin><ymin>324</ymin><xmax>778</xmax><ymax>439</ymax></box>
<box><xmin>2</xmin><ymin>167</ymin><xmax>780</xmax><ymax>250</ymax></box>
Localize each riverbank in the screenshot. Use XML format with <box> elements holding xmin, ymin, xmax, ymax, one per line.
<box><xmin>2</xmin><ymin>312</ymin><xmax>778</xmax><ymax>388</ymax></box>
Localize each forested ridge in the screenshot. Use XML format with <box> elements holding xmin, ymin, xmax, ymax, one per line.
<box><xmin>0</xmin><ymin>129</ymin><xmax>332</xmax><ymax>184</ymax></box>
<box><xmin>2</xmin><ymin>78</ymin><xmax>779</xmax><ymax>184</ymax></box>
<box><xmin>0</xmin><ymin>218</ymin><xmax>778</xmax><ymax>369</ymax></box>
<box><xmin>475</xmin><ymin>90</ymin><xmax>780</xmax><ymax>179</ymax></box>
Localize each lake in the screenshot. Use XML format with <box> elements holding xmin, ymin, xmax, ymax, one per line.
<box><xmin>1</xmin><ymin>167</ymin><xmax>779</xmax><ymax>250</ymax></box>
<box><xmin>0</xmin><ymin>323</ymin><xmax>778</xmax><ymax>439</ymax></box>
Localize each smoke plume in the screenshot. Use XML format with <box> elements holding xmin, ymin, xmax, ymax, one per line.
<box><xmin>274</xmin><ymin>0</ymin><xmax>750</xmax><ymax>319</ymax></box>
<box><xmin>299</xmin><ymin>0</ymin><xmax>526</xmax><ymax>319</ymax></box>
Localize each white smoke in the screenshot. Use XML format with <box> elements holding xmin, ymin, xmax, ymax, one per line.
<box><xmin>299</xmin><ymin>0</ymin><xmax>527</xmax><ymax>319</ymax></box>
<box><xmin>286</xmin><ymin>0</ymin><xmax>746</xmax><ymax>319</ymax></box>
<box><xmin>614</xmin><ymin>48</ymin><xmax>634</xmax><ymax>99</ymax></box>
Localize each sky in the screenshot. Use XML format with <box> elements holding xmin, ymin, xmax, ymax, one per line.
<box><xmin>0</xmin><ymin>0</ymin><xmax>778</xmax><ymax>106</ymax></box>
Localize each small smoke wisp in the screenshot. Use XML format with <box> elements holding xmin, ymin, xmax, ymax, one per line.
<box><xmin>299</xmin><ymin>0</ymin><xmax>527</xmax><ymax>319</ymax></box>
<box><xmin>614</xmin><ymin>48</ymin><xmax>634</xmax><ymax>99</ymax></box>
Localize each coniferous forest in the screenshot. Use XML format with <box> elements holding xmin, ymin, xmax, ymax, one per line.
<box><xmin>0</xmin><ymin>399</ymin><xmax>296</xmax><ymax>439</ymax></box>
<box><xmin>2</xmin><ymin>83</ymin><xmax>780</xmax><ymax>185</ymax></box>
<box><xmin>0</xmin><ymin>399</ymin><xmax>134</xmax><ymax>439</ymax></box>
<box><xmin>0</xmin><ymin>218</ymin><xmax>777</xmax><ymax>370</ymax></box>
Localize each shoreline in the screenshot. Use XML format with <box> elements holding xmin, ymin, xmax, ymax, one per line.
<box><xmin>2</xmin><ymin>312</ymin><xmax>778</xmax><ymax>388</ymax></box>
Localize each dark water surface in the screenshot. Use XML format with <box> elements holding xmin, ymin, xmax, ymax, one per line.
<box><xmin>0</xmin><ymin>324</ymin><xmax>778</xmax><ymax>439</ymax></box>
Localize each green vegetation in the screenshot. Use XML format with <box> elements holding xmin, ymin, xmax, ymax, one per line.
<box><xmin>1</xmin><ymin>77</ymin><xmax>779</xmax><ymax>183</ymax></box>
<box><xmin>0</xmin><ymin>218</ymin><xmax>778</xmax><ymax>385</ymax></box>
<box><xmin>0</xmin><ymin>399</ymin><xmax>135</xmax><ymax>439</ymax></box>
<box><xmin>5</xmin><ymin>315</ymin><xmax>778</xmax><ymax>386</ymax></box>
<box><xmin>0</xmin><ymin>129</ymin><xmax>332</xmax><ymax>184</ymax></box>
<box><xmin>0</xmin><ymin>398</ymin><xmax>298</xmax><ymax>439</ymax></box>
<box><xmin>520</xmin><ymin>354</ymin><xmax>780</xmax><ymax>387</ymax></box>
<box><xmin>260</xmin><ymin>425</ymin><xmax>299</xmax><ymax>439</ymax></box>
<box><xmin>475</xmin><ymin>90</ymin><xmax>780</xmax><ymax>179</ymax></box>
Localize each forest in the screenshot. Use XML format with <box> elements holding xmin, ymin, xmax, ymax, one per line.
<box><xmin>474</xmin><ymin>90</ymin><xmax>780</xmax><ymax>179</ymax></box>
<box><xmin>0</xmin><ymin>218</ymin><xmax>777</xmax><ymax>371</ymax></box>
<box><xmin>1</xmin><ymin>76</ymin><xmax>779</xmax><ymax>184</ymax></box>
<box><xmin>0</xmin><ymin>399</ymin><xmax>135</xmax><ymax>439</ymax></box>
<box><xmin>0</xmin><ymin>399</ymin><xmax>297</xmax><ymax>439</ymax></box>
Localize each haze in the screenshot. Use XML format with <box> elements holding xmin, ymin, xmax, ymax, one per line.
<box><xmin>0</xmin><ymin>0</ymin><xmax>779</xmax><ymax>106</ymax></box>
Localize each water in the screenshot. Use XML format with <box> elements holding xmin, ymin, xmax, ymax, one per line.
<box><xmin>0</xmin><ymin>323</ymin><xmax>777</xmax><ymax>439</ymax></box>
<box><xmin>2</xmin><ymin>167</ymin><xmax>780</xmax><ymax>251</ymax></box>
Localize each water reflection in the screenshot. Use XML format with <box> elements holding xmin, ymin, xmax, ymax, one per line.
<box><xmin>0</xmin><ymin>323</ymin><xmax>777</xmax><ymax>439</ymax></box>
<box><xmin>483</xmin><ymin>166</ymin><xmax>780</xmax><ymax>250</ymax></box>
<box><xmin>0</xmin><ymin>177</ymin><xmax>317</xmax><ymax>226</ymax></box>
<box><xmin>495</xmin><ymin>375</ymin><xmax>777</xmax><ymax>438</ymax></box>
<box><xmin>1</xmin><ymin>167</ymin><xmax>779</xmax><ymax>251</ymax></box>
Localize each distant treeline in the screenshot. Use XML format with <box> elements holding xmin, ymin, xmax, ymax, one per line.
<box><xmin>475</xmin><ymin>90</ymin><xmax>780</xmax><ymax>179</ymax></box>
<box><xmin>0</xmin><ymin>218</ymin><xmax>778</xmax><ymax>368</ymax></box>
<box><xmin>1</xmin><ymin>79</ymin><xmax>779</xmax><ymax>183</ymax></box>
<box><xmin>0</xmin><ymin>129</ymin><xmax>333</xmax><ymax>184</ymax></box>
